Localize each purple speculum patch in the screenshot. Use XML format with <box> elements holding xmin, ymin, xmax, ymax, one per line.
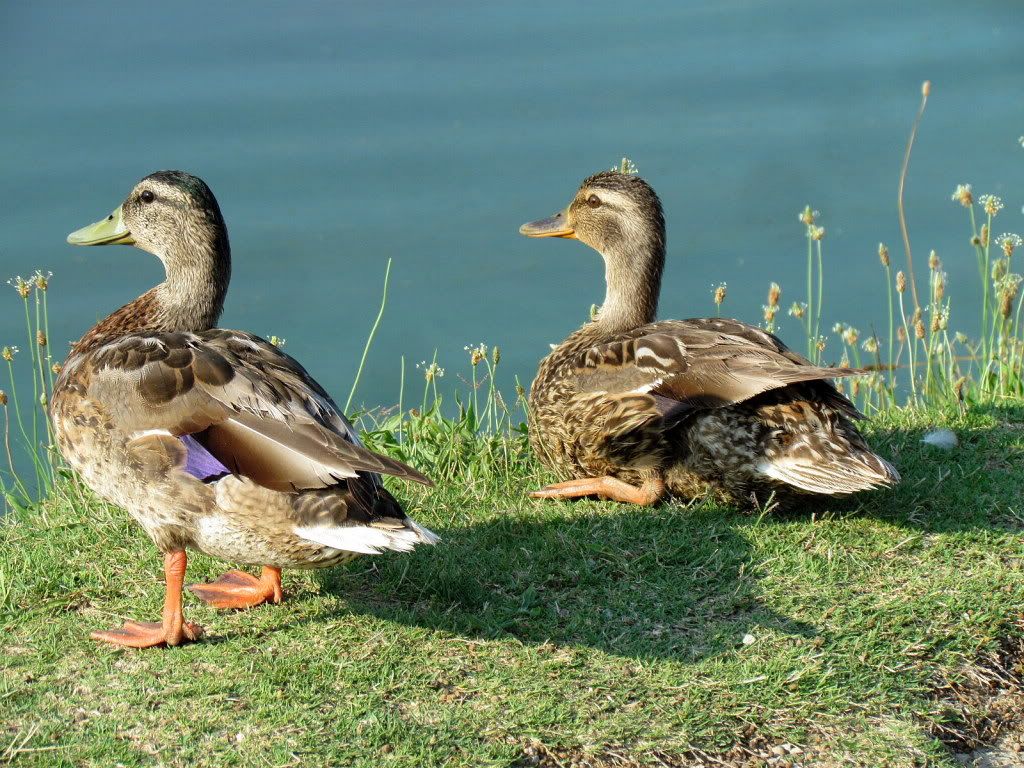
<box><xmin>181</xmin><ymin>434</ymin><xmax>231</xmax><ymax>482</ymax></box>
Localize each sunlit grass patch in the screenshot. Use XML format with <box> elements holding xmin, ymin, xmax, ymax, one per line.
<box><xmin>1</xmin><ymin>100</ymin><xmax>1022</xmax><ymax>764</ymax></box>
<box><xmin>1</xmin><ymin>403</ymin><xmax>1022</xmax><ymax>766</ymax></box>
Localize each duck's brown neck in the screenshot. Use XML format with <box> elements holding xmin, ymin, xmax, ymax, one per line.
<box><xmin>73</xmin><ymin>236</ymin><xmax>231</xmax><ymax>354</ymax></box>
<box><xmin>594</xmin><ymin>226</ymin><xmax>665</xmax><ymax>333</ymax></box>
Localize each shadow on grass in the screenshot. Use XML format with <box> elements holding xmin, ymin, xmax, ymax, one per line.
<box><xmin>307</xmin><ymin>402</ymin><xmax>1022</xmax><ymax>662</ymax></box>
<box><xmin>317</xmin><ymin>502</ymin><xmax>818</xmax><ymax>662</ymax></box>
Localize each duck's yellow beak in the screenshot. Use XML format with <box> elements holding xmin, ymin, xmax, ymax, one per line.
<box><xmin>519</xmin><ymin>208</ymin><xmax>576</xmax><ymax>239</ymax></box>
<box><xmin>67</xmin><ymin>206</ymin><xmax>135</xmax><ymax>246</ymax></box>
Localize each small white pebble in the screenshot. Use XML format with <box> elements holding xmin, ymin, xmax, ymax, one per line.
<box><xmin>742</xmin><ymin>633</ymin><xmax>756</xmax><ymax>645</ymax></box>
<box><xmin>922</xmin><ymin>428</ymin><xmax>958</xmax><ymax>450</ymax></box>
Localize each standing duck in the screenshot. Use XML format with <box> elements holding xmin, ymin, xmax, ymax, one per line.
<box><xmin>53</xmin><ymin>171</ymin><xmax>437</xmax><ymax>648</ymax></box>
<box><xmin>519</xmin><ymin>169</ymin><xmax>899</xmax><ymax>507</ymax></box>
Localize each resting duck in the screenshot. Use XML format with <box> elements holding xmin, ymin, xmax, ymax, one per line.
<box><xmin>53</xmin><ymin>171</ymin><xmax>437</xmax><ymax>648</ymax></box>
<box><xmin>519</xmin><ymin>169</ymin><xmax>899</xmax><ymax>507</ymax></box>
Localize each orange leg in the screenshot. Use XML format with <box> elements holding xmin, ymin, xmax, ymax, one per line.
<box><xmin>92</xmin><ymin>550</ymin><xmax>205</xmax><ymax>649</ymax></box>
<box><xmin>529</xmin><ymin>476</ymin><xmax>666</xmax><ymax>506</ymax></box>
<box><xmin>188</xmin><ymin>566</ymin><xmax>283</xmax><ymax>610</ymax></box>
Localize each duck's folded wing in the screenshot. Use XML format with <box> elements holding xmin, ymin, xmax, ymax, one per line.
<box><xmin>85</xmin><ymin>331</ymin><xmax>432</xmax><ymax>491</ymax></box>
<box><xmin>569</xmin><ymin>319</ymin><xmax>863</xmax><ymax>416</ymax></box>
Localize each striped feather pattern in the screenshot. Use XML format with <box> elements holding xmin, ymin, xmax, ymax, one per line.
<box><xmin>525</xmin><ymin>173</ymin><xmax>899</xmax><ymax>506</ymax></box>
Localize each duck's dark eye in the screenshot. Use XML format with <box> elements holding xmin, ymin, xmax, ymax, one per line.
<box><xmin>586</xmin><ymin>194</ymin><xmax>602</xmax><ymax>209</ymax></box>
<box><xmin>140</xmin><ymin>190</ymin><xmax>155</xmax><ymax>204</ymax></box>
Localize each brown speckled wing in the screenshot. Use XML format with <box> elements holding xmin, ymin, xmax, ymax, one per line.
<box><xmin>82</xmin><ymin>330</ymin><xmax>432</xmax><ymax>492</ymax></box>
<box><xmin>569</xmin><ymin>318</ymin><xmax>863</xmax><ymax>415</ymax></box>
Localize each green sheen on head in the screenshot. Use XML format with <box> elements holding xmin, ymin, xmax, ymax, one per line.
<box><xmin>140</xmin><ymin>170</ymin><xmax>220</xmax><ymax>211</ymax></box>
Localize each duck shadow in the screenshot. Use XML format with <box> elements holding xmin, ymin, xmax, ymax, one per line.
<box><xmin>303</xmin><ymin>402</ymin><xmax>1022</xmax><ymax>663</ymax></box>
<box><xmin>313</xmin><ymin>503</ymin><xmax>817</xmax><ymax>663</ymax></box>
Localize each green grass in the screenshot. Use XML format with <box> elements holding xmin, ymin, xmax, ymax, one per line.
<box><xmin>2</xmin><ymin>403</ymin><xmax>1022</xmax><ymax>767</ymax></box>
<box><xmin>2</xmin><ymin>139</ymin><xmax>1023</xmax><ymax>765</ymax></box>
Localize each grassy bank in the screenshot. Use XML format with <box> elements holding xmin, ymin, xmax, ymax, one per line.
<box><xmin>3</xmin><ymin>137</ymin><xmax>1023</xmax><ymax>766</ymax></box>
<box><xmin>3</xmin><ymin>403</ymin><xmax>1022</xmax><ymax>767</ymax></box>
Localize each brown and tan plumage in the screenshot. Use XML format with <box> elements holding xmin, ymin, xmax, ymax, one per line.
<box><xmin>52</xmin><ymin>171</ymin><xmax>437</xmax><ymax>648</ymax></box>
<box><xmin>519</xmin><ymin>170</ymin><xmax>899</xmax><ymax>507</ymax></box>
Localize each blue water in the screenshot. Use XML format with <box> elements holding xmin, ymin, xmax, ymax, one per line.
<box><xmin>1</xmin><ymin>1</ymin><xmax>1022</xmax><ymax>450</ymax></box>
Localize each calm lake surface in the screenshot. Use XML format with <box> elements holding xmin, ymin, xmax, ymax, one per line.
<box><xmin>1</xmin><ymin>1</ymin><xmax>1022</xmax><ymax>442</ymax></box>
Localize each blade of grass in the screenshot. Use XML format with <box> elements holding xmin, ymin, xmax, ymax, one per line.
<box><xmin>344</xmin><ymin>257</ymin><xmax>392</xmax><ymax>415</ymax></box>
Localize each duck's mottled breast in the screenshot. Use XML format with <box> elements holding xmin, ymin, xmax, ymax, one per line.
<box><xmin>530</xmin><ymin>323</ymin><xmax>609</xmax><ymax>406</ymax></box>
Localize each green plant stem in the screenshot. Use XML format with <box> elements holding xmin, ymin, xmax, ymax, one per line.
<box><xmin>924</xmin><ymin>331</ymin><xmax>934</xmax><ymax>399</ymax></box>
<box><xmin>898</xmin><ymin>292</ymin><xmax>916</xmax><ymax>403</ymax></box>
<box><xmin>1007</xmin><ymin>288</ymin><xmax>1024</xmax><ymax>382</ymax></box>
<box><xmin>941</xmin><ymin>329</ymin><xmax>957</xmax><ymax>393</ymax></box>
<box><xmin>815</xmin><ymin>239</ymin><xmax>824</xmax><ymax>363</ymax></box>
<box><xmin>2</xmin><ymin>409</ymin><xmax>31</xmax><ymax>503</ymax></box>
<box><xmin>884</xmin><ymin>263</ymin><xmax>895</xmax><ymax>395</ymax></box>
<box><xmin>344</xmin><ymin>258</ymin><xmax>392</xmax><ymax>415</ymax></box>
<box><xmin>968</xmin><ymin>205</ymin><xmax>983</xmax><ymax>281</ymax></box>
<box><xmin>924</xmin><ymin>272</ymin><xmax>937</xmax><ymax>398</ymax></box>
<box><xmin>806</xmin><ymin>230</ymin><xmax>814</xmax><ymax>361</ymax></box>
<box><xmin>397</xmin><ymin>355</ymin><xmax>405</xmax><ymax>444</ymax></box>
<box><xmin>5</xmin><ymin>359</ymin><xmax>35</xmax><ymax>491</ymax></box>
<box><xmin>20</xmin><ymin>297</ymin><xmax>40</xmax><ymax>483</ymax></box>
<box><xmin>896</xmin><ymin>82</ymin><xmax>928</xmax><ymax>312</ymax></box>
<box><xmin>474</xmin><ymin>363</ymin><xmax>482</xmax><ymax>428</ymax></box>
<box><xmin>982</xmin><ymin>212</ymin><xmax>996</xmax><ymax>378</ymax></box>
<box><xmin>421</xmin><ymin>349</ymin><xmax>439</xmax><ymax>414</ymax></box>
<box><xmin>33</xmin><ymin>293</ymin><xmax>54</xmax><ymax>484</ymax></box>
<box><xmin>42</xmin><ymin>289</ymin><xmax>55</xmax><ymax>397</ymax></box>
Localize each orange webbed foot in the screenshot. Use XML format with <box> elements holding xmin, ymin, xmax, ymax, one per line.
<box><xmin>91</xmin><ymin>550</ymin><xmax>204</xmax><ymax>649</ymax></box>
<box><xmin>188</xmin><ymin>566</ymin><xmax>283</xmax><ymax>610</ymax></box>
<box><xmin>91</xmin><ymin>619</ymin><xmax>205</xmax><ymax>649</ymax></box>
<box><xmin>529</xmin><ymin>476</ymin><xmax>665</xmax><ymax>506</ymax></box>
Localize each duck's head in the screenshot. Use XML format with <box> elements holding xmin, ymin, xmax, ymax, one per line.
<box><xmin>68</xmin><ymin>170</ymin><xmax>230</xmax><ymax>272</ymax></box>
<box><xmin>519</xmin><ymin>170</ymin><xmax>664</xmax><ymax>254</ymax></box>
<box><xmin>67</xmin><ymin>171</ymin><xmax>231</xmax><ymax>333</ymax></box>
<box><xmin>520</xmin><ymin>170</ymin><xmax>666</xmax><ymax>330</ymax></box>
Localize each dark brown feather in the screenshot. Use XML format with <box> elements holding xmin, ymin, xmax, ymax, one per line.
<box><xmin>68</xmin><ymin>329</ymin><xmax>432</xmax><ymax>490</ymax></box>
<box><xmin>572</xmin><ymin>319</ymin><xmax>863</xmax><ymax>411</ymax></box>
<box><xmin>526</xmin><ymin>171</ymin><xmax>898</xmax><ymax>505</ymax></box>
<box><xmin>51</xmin><ymin>170</ymin><xmax>436</xmax><ymax>570</ymax></box>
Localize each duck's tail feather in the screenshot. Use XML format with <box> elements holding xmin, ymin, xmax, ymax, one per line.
<box><xmin>756</xmin><ymin>448</ymin><xmax>900</xmax><ymax>495</ymax></box>
<box><xmin>294</xmin><ymin>516</ymin><xmax>439</xmax><ymax>555</ymax></box>
<box><xmin>749</xmin><ymin>385</ymin><xmax>900</xmax><ymax>496</ymax></box>
<box><xmin>291</xmin><ymin>481</ymin><xmax>439</xmax><ymax>555</ymax></box>
<box><xmin>402</xmin><ymin>518</ymin><xmax>441</xmax><ymax>546</ymax></box>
